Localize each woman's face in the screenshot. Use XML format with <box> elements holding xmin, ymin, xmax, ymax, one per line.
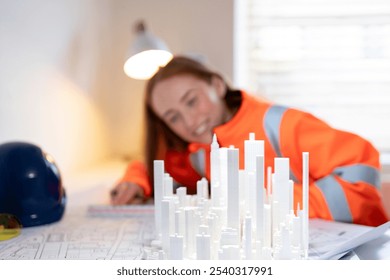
<box><xmin>150</xmin><ymin>74</ymin><xmax>230</xmax><ymax>144</ymax></box>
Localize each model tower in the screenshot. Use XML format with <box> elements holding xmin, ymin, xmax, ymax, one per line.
<box><xmin>149</xmin><ymin>133</ymin><xmax>309</xmax><ymax>260</ymax></box>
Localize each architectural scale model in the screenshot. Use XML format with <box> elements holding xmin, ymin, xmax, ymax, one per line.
<box><xmin>149</xmin><ymin>133</ymin><xmax>309</xmax><ymax>260</ymax></box>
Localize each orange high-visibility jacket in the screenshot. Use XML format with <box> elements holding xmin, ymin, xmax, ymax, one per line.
<box><xmin>120</xmin><ymin>91</ymin><xmax>388</xmax><ymax>226</ymax></box>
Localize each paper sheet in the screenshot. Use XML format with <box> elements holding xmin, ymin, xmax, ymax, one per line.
<box><xmin>0</xmin><ymin>205</ymin><xmax>155</xmax><ymax>260</ymax></box>
<box><xmin>307</xmin><ymin>219</ymin><xmax>371</xmax><ymax>259</ymax></box>
<box><xmin>1</xmin><ymin>205</ymin><xmax>388</xmax><ymax>260</ymax></box>
<box><xmin>314</xmin><ymin>220</ymin><xmax>390</xmax><ymax>260</ymax></box>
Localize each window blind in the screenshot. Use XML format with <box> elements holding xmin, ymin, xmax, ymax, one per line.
<box><xmin>244</xmin><ymin>0</ymin><xmax>390</xmax><ymax>152</ymax></box>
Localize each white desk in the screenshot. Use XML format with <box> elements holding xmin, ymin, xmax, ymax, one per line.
<box><xmin>1</xmin><ymin>161</ymin><xmax>390</xmax><ymax>260</ymax></box>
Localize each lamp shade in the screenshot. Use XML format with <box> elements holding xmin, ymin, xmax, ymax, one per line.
<box><xmin>124</xmin><ymin>21</ymin><xmax>173</xmax><ymax>80</ymax></box>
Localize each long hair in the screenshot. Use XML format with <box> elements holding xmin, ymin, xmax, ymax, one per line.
<box><xmin>144</xmin><ymin>56</ymin><xmax>242</xmax><ymax>188</ymax></box>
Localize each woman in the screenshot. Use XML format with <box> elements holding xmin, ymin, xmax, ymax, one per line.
<box><xmin>111</xmin><ymin>56</ymin><xmax>388</xmax><ymax>226</ymax></box>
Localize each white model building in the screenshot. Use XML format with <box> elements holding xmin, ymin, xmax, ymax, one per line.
<box><xmin>148</xmin><ymin>133</ymin><xmax>309</xmax><ymax>260</ymax></box>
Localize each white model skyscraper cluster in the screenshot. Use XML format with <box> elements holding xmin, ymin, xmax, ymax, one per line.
<box><xmin>149</xmin><ymin>133</ymin><xmax>309</xmax><ymax>260</ymax></box>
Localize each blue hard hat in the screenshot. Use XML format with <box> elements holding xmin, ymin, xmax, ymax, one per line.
<box><xmin>0</xmin><ymin>142</ymin><xmax>66</xmax><ymax>227</ymax></box>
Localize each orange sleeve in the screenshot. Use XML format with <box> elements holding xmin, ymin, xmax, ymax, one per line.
<box><xmin>119</xmin><ymin>150</ymin><xmax>203</xmax><ymax>197</ymax></box>
<box><xmin>282</xmin><ymin>109</ymin><xmax>388</xmax><ymax>226</ymax></box>
<box><xmin>119</xmin><ymin>161</ymin><xmax>152</xmax><ymax>197</ymax></box>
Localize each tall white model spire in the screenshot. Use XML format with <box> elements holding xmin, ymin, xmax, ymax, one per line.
<box><xmin>227</xmin><ymin>147</ymin><xmax>239</xmax><ymax>232</ymax></box>
<box><xmin>211</xmin><ymin>134</ymin><xmax>220</xmax><ymax>207</ymax></box>
<box><xmin>150</xmin><ymin>133</ymin><xmax>310</xmax><ymax>260</ymax></box>
<box><xmin>153</xmin><ymin>160</ymin><xmax>164</xmax><ymax>237</ymax></box>
<box><xmin>302</xmin><ymin>152</ymin><xmax>309</xmax><ymax>258</ymax></box>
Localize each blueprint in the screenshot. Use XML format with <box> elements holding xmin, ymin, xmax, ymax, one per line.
<box><xmin>0</xmin><ymin>205</ymin><xmax>155</xmax><ymax>260</ymax></box>
<box><xmin>0</xmin><ymin>204</ymin><xmax>387</xmax><ymax>260</ymax></box>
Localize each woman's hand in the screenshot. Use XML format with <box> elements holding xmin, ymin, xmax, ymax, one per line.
<box><xmin>110</xmin><ymin>182</ymin><xmax>145</xmax><ymax>205</ymax></box>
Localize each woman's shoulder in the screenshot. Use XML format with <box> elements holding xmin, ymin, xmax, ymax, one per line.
<box><xmin>236</xmin><ymin>91</ymin><xmax>274</xmax><ymax>114</ymax></box>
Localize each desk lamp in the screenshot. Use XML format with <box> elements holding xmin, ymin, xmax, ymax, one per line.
<box><xmin>124</xmin><ymin>20</ymin><xmax>173</xmax><ymax>80</ymax></box>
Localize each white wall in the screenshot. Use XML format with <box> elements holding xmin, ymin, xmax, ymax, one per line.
<box><xmin>0</xmin><ymin>0</ymin><xmax>234</xmax><ymax>180</ymax></box>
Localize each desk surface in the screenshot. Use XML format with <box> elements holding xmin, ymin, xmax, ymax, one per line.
<box><xmin>1</xmin><ymin>177</ymin><xmax>390</xmax><ymax>260</ymax></box>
